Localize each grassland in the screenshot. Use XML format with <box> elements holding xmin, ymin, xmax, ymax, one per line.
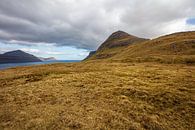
<box><xmin>0</xmin><ymin>61</ymin><xmax>194</xmax><ymax>129</ymax></box>
<box><xmin>88</xmin><ymin>31</ymin><xmax>195</xmax><ymax>64</ymax></box>
<box><xmin>0</xmin><ymin>31</ymin><xmax>194</xmax><ymax>129</ymax></box>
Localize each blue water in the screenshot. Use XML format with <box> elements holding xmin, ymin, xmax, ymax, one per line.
<box><xmin>0</xmin><ymin>60</ymin><xmax>80</xmax><ymax>70</ymax></box>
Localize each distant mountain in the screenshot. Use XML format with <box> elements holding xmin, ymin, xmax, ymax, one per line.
<box><xmin>38</xmin><ymin>57</ymin><xmax>57</xmax><ymax>61</ymax></box>
<box><xmin>0</xmin><ymin>50</ymin><xmax>42</xmax><ymax>64</ymax></box>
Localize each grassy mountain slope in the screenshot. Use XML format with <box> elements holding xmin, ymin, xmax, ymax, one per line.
<box><xmin>86</xmin><ymin>31</ymin><xmax>148</xmax><ymax>60</ymax></box>
<box><xmin>87</xmin><ymin>31</ymin><xmax>195</xmax><ymax>64</ymax></box>
<box><xmin>112</xmin><ymin>31</ymin><xmax>195</xmax><ymax>63</ymax></box>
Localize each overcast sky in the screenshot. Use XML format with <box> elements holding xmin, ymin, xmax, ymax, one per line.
<box><xmin>0</xmin><ymin>0</ymin><xmax>195</xmax><ymax>60</ymax></box>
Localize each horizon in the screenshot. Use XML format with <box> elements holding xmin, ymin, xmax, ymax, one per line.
<box><xmin>0</xmin><ymin>0</ymin><xmax>195</xmax><ymax>60</ymax></box>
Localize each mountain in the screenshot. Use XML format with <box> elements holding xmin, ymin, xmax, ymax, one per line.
<box><xmin>98</xmin><ymin>30</ymin><xmax>148</xmax><ymax>50</ymax></box>
<box><xmin>85</xmin><ymin>31</ymin><xmax>195</xmax><ymax>64</ymax></box>
<box><xmin>111</xmin><ymin>31</ymin><xmax>195</xmax><ymax>63</ymax></box>
<box><xmin>38</xmin><ymin>57</ymin><xmax>57</xmax><ymax>61</ymax></box>
<box><xmin>83</xmin><ymin>51</ymin><xmax>96</xmax><ymax>60</ymax></box>
<box><xmin>85</xmin><ymin>30</ymin><xmax>148</xmax><ymax>60</ymax></box>
<box><xmin>0</xmin><ymin>50</ymin><xmax>42</xmax><ymax>64</ymax></box>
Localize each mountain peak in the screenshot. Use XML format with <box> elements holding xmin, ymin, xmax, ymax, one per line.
<box><xmin>112</xmin><ymin>30</ymin><xmax>130</xmax><ymax>35</ymax></box>
<box><xmin>8</xmin><ymin>50</ymin><xmax>23</xmax><ymax>53</ymax></box>
<box><xmin>97</xmin><ymin>30</ymin><xmax>147</xmax><ymax>50</ymax></box>
<box><xmin>107</xmin><ymin>30</ymin><xmax>136</xmax><ymax>41</ymax></box>
<box><xmin>112</xmin><ymin>30</ymin><xmax>129</xmax><ymax>35</ymax></box>
<box><xmin>85</xmin><ymin>31</ymin><xmax>148</xmax><ymax>60</ymax></box>
<box><xmin>14</xmin><ymin>50</ymin><xmax>23</xmax><ymax>52</ymax></box>
<box><xmin>3</xmin><ymin>50</ymin><xmax>27</xmax><ymax>56</ymax></box>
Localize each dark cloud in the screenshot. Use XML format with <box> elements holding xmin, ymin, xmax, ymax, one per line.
<box><xmin>0</xmin><ymin>0</ymin><xmax>194</xmax><ymax>50</ymax></box>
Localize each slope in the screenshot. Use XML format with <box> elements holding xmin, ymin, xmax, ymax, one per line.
<box><xmin>86</xmin><ymin>31</ymin><xmax>195</xmax><ymax>64</ymax></box>
<box><xmin>86</xmin><ymin>31</ymin><xmax>148</xmax><ymax>60</ymax></box>
<box><xmin>111</xmin><ymin>31</ymin><xmax>195</xmax><ymax>64</ymax></box>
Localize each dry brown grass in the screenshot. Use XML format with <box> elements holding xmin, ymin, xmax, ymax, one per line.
<box><xmin>0</xmin><ymin>61</ymin><xmax>194</xmax><ymax>129</ymax></box>
<box><xmin>87</xmin><ymin>31</ymin><xmax>195</xmax><ymax>64</ymax></box>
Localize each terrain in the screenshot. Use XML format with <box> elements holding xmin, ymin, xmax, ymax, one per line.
<box><xmin>0</xmin><ymin>50</ymin><xmax>42</xmax><ymax>64</ymax></box>
<box><xmin>86</xmin><ymin>31</ymin><xmax>148</xmax><ymax>60</ymax></box>
<box><xmin>0</xmin><ymin>31</ymin><xmax>195</xmax><ymax>130</ymax></box>
<box><xmin>87</xmin><ymin>31</ymin><xmax>195</xmax><ymax>64</ymax></box>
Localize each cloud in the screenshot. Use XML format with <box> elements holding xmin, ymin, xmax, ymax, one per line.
<box><xmin>21</xmin><ymin>48</ymin><xmax>65</xmax><ymax>55</ymax></box>
<box><xmin>21</xmin><ymin>48</ymin><xmax>41</xmax><ymax>54</ymax></box>
<box><xmin>45</xmin><ymin>51</ymin><xmax>66</xmax><ymax>55</ymax></box>
<box><xmin>0</xmin><ymin>0</ymin><xmax>194</xmax><ymax>50</ymax></box>
<box><xmin>5</xmin><ymin>40</ymin><xmax>51</xmax><ymax>46</ymax></box>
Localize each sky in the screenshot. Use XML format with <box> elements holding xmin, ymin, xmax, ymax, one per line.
<box><xmin>0</xmin><ymin>0</ymin><xmax>195</xmax><ymax>60</ymax></box>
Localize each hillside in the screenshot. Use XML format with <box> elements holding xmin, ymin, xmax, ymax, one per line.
<box><xmin>86</xmin><ymin>31</ymin><xmax>148</xmax><ymax>60</ymax></box>
<box><xmin>86</xmin><ymin>31</ymin><xmax>195</xmax><ymax>64</ymax></box>
<box><xmin>0</xmin><ymin>50</ymin><xmax>42</xmax><ymax>64</ymax></box>
<box><xmin>0</xmin><ymin>62</ymin><xmax>194</xmax><ymax>129</ymax></box>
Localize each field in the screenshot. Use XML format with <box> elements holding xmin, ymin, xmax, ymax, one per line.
<box><xmin>0</xmin><ymin>61</ymin><xmax>194</xmax><ymax>129</ymax></box>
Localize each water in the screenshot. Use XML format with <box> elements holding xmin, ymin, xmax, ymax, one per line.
<box><xmin>0</xmin><ymin>60</ymin><xmax>80</xmax><ymax>70</ymax></box>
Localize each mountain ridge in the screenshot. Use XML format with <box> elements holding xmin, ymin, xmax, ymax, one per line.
<box><xmin>86</xmin><ymin>30</ymin><xmax>148</xmax><ymax>60</ymax></box>
<box><xmin>98</xmin><ymin>30</ymin><xmax>148</xmax><ymax>50</ymax></box>
<box><xmin>0</xmin><ymin>50</ymin><xmax>42</xmax><ymax>64</ymax></box>
<box><xmin>85</xmin><ymin>31</ymin><xmax>195</xmax><ymax>64</ymax></box>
